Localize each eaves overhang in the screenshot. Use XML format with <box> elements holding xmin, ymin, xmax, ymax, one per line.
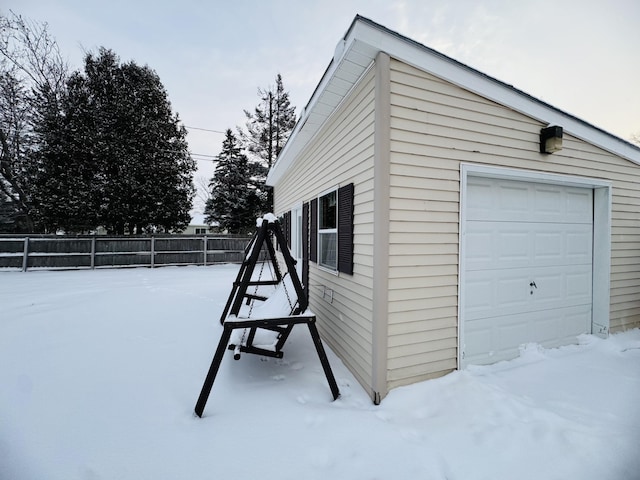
<box><xmin>266</xmin><ymin>15</ymin><xmax>640</xmax><ymax>187</ymax></box>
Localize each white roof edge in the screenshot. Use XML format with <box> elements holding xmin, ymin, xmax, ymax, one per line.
<box><xmin>266</xmin><ymin>24</ymin><xmax>358</xmax><ymax>186</ymax></box>
<box><xmin>267</xmin><ymin>16</ymin><xmax>640</xmax><ymax>186</ymax></box>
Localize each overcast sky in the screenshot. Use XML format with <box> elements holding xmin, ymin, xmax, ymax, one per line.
<box><xmin>4</xmin><ymin>0</ymin><xmax>639</xmax><ymax>212</ymax></box>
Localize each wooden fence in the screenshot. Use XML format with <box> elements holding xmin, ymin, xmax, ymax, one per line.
<box><xmin>0</xmin><ymin>234</ymin><xmax>252</xmax><ymax>271</ymax></box>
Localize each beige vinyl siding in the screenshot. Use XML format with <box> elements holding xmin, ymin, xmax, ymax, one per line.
<box><xmin>387</xmin><ymin>58</ymin><xmax>640</xmax><ymax>389</ymax></box>
<box><xmin>273</xmin><ymin>67</ymin><xmax>377</xmax><ymax>391</ymax></box>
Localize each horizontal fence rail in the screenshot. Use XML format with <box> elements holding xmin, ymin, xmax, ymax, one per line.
<box><xmin>0</xmin><ymin>234</ymin><xmax>252</xmax><ymax>271</ymax></box>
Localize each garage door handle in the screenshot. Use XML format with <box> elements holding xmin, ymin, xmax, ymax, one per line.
<box><xmin>529</xmin><ymin>281</ymin><xmax>537</xmax><ymax>289</ymax></box>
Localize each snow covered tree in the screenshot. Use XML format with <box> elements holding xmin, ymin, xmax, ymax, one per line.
<box><xmin>32</xmin><ymin>68</ymin><xmax>99</xmax><ymax>233</ymax></box>
<box><xmin>0</xmin><ymin>188</ymin><xmax>18</xmax><ymax>232</ymax></box>
<box><xmin>205</xmin><ymin>129</ymin><xmax>258</xmax><ymax>234</ymax></box>
<box><xmin>238</xmin><ymin>74</ymin><xmax>296</xmax><ymax>212</ymax></box>
<box><xmin>35</xmin><ymin>48</ymin><xmax>195</xmax><ymax>234</ymax></box>
<box><xmin>0</xmin><ymin>11</ymin><xmax>68</xmax><ymax>232</ymax></box>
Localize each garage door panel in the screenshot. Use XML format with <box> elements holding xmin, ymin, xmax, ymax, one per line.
<box><xmin>467</xmin><ymin>179</ymin><xmax>528</xmax><ymax>221</ymax></box>
<box><xmin>533</xmin><ymin>267</ymin><xmax>592</xmax><ymax>308</ymax></box>
<box><xmin>465</xmin><ymin>229</ymin><xmax>494</xmax><ymax>265</ymax></box>
<box><xmin>467</xmin><ymin>177</ymin><xmax>593</xmax><ymax>223</ymax></box>
<box><xmin>464</xmin><ymin>328</ymin><xmax>492</xmax><ymax>363</ymax></box>
<box><xmin>466</xmin><ymin>222</ymin><xmax>592</xmax><ymax>271</ymax></box>
<box><xmin>534</xmin><ymin>231</ymin><xmax>563</xmax><ymax>262</ymax></box>
<box><xmin>497</xmin><ymin>275</ymin><xmax>530</xmax><ymax>309</ymax></box>
<box><xmin>566</xmin><ymin>230</ymin><xmax>592</xmax><ymax>260</ymax></box>
<box><xmin>463</xmin><ymin>304</ymin><xmax>592</xmax><ymax>366</ymax></box>
<box><xmin>534</xmin><ymin>185</ymin><xmax>564</xmax><ymax>217</ymax></box>
<box><xmin>534</xmin><ymin>185</ymin><xmax>592</xmax><ymax>222</ymax></box>
<box><xmin>465</xmin><ymin>277</ymin><xmax>493</xmax><ymax>312</ymax></box>
<box><xmin>566</xmin><ymin>189</ymin><xmax>594</xmax><ymax>218</ymax></box>
<box><xmin>464</xmin><ymin>314</ymin><xmax>530</xmax><ymax>366</ymax></box>
<box><xmin>566</xmin><ymin>271</ymin><xmax>593</xmax><ymax>301</ymax></box>
<box><xmin>466</xmin><ymin>225</ymin><xmax>531</xmax><ymax>270</ymax></box>
<box><xmin>498</xmin><ymin>183</ymin><xmax>530</xmax><ymax>216</ymax></box>
<box><xmin>534</xmin><ymin>271</ymin><xmax>565</xmax><ymax>303</ymax></box>
<box><xmin>465</xmin><ymin>272</ymin><xmax>531</xmax><ymax>319</ymax></box>
<box><xmin>465</xmin><ymin>264</ymin><xmax>592</xmax><ymax>321</ymax></box>
<box><xmin>499</xmin><ymin>231</ymin><xmax>530</xmax><ymax>263</ymax></box>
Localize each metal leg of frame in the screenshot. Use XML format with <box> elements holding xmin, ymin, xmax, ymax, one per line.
<box><xmin>307</xmin><ymin>320</ymin><xmax>340</xmax><ymax>400</ymax></box>
<box><xmin>194</xmin><ymin>325</ymin><xmax>233</xmax><ymax>417</ymax></box>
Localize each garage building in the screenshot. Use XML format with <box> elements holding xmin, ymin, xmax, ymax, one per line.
<box><xmin>266</xmin><ymin>15</ymin><xmax>640</xmax><ymax>403</ymax></box>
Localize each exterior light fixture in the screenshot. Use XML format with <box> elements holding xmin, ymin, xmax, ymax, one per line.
<box><xmin>540</xmin><ymin>125</ymin><xmax>563</xmax><ymax>154</ymax></box>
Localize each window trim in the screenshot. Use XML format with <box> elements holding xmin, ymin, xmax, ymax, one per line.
<box><xmin>291</xmin><ymin>204</ymin><xmax>303</xmax><ymax>262</ymax></box>
<box><xmin>317</xmin><ymin>187</ymin><xmax>339</xmax><ymax>272</ymax></box>
<box><xmin>309</xmin><ymin>183</ymin><xmax>354</xmax><ymax>276</ymax></box>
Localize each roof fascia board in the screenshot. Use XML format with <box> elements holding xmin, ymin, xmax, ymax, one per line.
<box><xmin>266</xmin><ymin>19</ymin><xmax>369</xmax><ymax>186</ymax></box>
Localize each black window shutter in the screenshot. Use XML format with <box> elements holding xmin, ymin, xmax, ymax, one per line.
<box><xmin>338</xmin><ymin>183</ymin><xmax>354</xmax><ymax>275</ymax></box>
<box><xmin>302</xmin><ymin>202</ymin><xmax>309</xmax><ymax>300</ymax></box>
<box><xmin>310</xmin><ymin>198</ymin><xmax>317</xmax><ymax>263</ymax></box>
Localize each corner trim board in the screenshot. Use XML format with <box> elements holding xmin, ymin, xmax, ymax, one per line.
<box><xmin>371</xmin><ymin>51</ymin><xmax>391</xmax><ymax>402</ymax></box>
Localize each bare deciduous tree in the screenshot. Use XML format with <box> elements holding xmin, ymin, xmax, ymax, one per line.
<box><xmin>193</xmin><ymin>174</ymin><xmax>213</xmax><ymax>214</ymax></box>
<box><xmin>0</xmin><ymin>10</ymin><xmax>68</xmax><ymax>231</ymax></box>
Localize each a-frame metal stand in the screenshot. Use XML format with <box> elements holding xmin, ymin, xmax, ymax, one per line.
<box><xmin>194</xmin><ymin>216</ymin><xmax>340</xmax><ymax>418</ymax></box>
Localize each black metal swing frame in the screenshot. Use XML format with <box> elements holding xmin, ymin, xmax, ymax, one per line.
<box><xmin>194</xmin><ymin>217</ymin><xmax>340</xmax><ymax>418</ymax></box>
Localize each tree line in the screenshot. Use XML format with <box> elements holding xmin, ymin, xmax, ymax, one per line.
<box><xmin>0</xmin><ymin>12</ymin><xmax>195</xmax><ymax>234</ymax></box>
<box><xmin>0</xmin><ymin>11</ymin><xmax>297</xmax><ymax>235</ymax></box>
<box><xmin>204</xmin><ymin>74</ymin><xmax>296</xmax><ymax>234</ymax></box>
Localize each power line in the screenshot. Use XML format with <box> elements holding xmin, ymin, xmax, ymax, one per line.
<box><xmin>185</xmin><ymin>125</ymin><xmax>226</xmax><ymax>134</ymax></box>
<box><xmin>193</xmin><ymin>158</ymin><xmax>217</xmax><ymax>164</ymax></box>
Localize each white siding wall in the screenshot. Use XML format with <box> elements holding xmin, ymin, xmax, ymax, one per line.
<box><xmin>273</xmin><ymin>68</ymin><xmax>377</xmax><ymax>391</ymax></box>
<box><xmin>387</xmin><ymin>58</ymin><xmax>640</xmax><ymax>389</ymax></box>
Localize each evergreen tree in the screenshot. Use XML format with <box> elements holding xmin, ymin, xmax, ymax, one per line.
<box><xmin>204</xmin><ymin>129</ymin><xmax>257</xmax><ymax>234</ymax></box>
<box><xmin>34</xmin><ymin>48</ymin><xmax>195</xmax><ymax>234</ymax></box>
<box><xmin>238</xmin><ymin>74</ymin><xmax>296</xmax><ymax>212</ymax></box>
<box><xmin>0</xmin><ymin>188</ymin><xmax>18</xmax><ymax>232</ymax></box>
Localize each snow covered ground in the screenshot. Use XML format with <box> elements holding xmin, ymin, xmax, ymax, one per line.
<box><xmin>1</xmin><ymin>265</ymin><xmax>639</xmax><ymax>480</ymax></box>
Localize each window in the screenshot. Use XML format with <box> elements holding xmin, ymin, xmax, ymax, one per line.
<box><xmin>318</xmin><ymin>190</ymin><xmax>338</xmax><ymax>270</ymax></box>
<box><xmin>297</xmin><ymin>209</ymin><xmax>303</xmax><ymax>260</ymax></box>
<box><xmin>291</xmin><ymin>206</ymin><xmax>303</xmax><ymax>261</ymax></box>
<box><xmin>309</xmin><ymin>183</ymin><xmax>353</xmax><ymax>275</ymax></box>
<box><xmin>195</xmin><ymin>228</ymin><xmax>208</xmax><ymax>234</ymax></box>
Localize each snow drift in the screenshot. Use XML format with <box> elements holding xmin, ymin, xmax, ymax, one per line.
<box><xmin>1</xmin><ymin>266</ymin><xmax>639</xmax><ymax>479</ymax></box>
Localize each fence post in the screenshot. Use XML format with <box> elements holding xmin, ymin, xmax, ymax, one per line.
<box><xmin>22</xmin><ymin>237</ymin><xmax>29</xmax><ymax>272</ymax></box>
<box><xmin>203</xmin><ymin>235</ymin><xmax>208</xmax><ymax>266</ymax></box>
<box><xmin>150</xmin><ymin>236</ymin><xmax>155</xmax><ymax>268</ymax></box>
<box><xmin>90</xmin><ymin>236</ymin><xmax>96</xmax><ymax>269</ymax></box>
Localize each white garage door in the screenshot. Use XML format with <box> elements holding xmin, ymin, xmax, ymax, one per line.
<box><xmin>461</xmin><ymin>176</ymin><xmax>593</xmax><ymax>367</ymax></box>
